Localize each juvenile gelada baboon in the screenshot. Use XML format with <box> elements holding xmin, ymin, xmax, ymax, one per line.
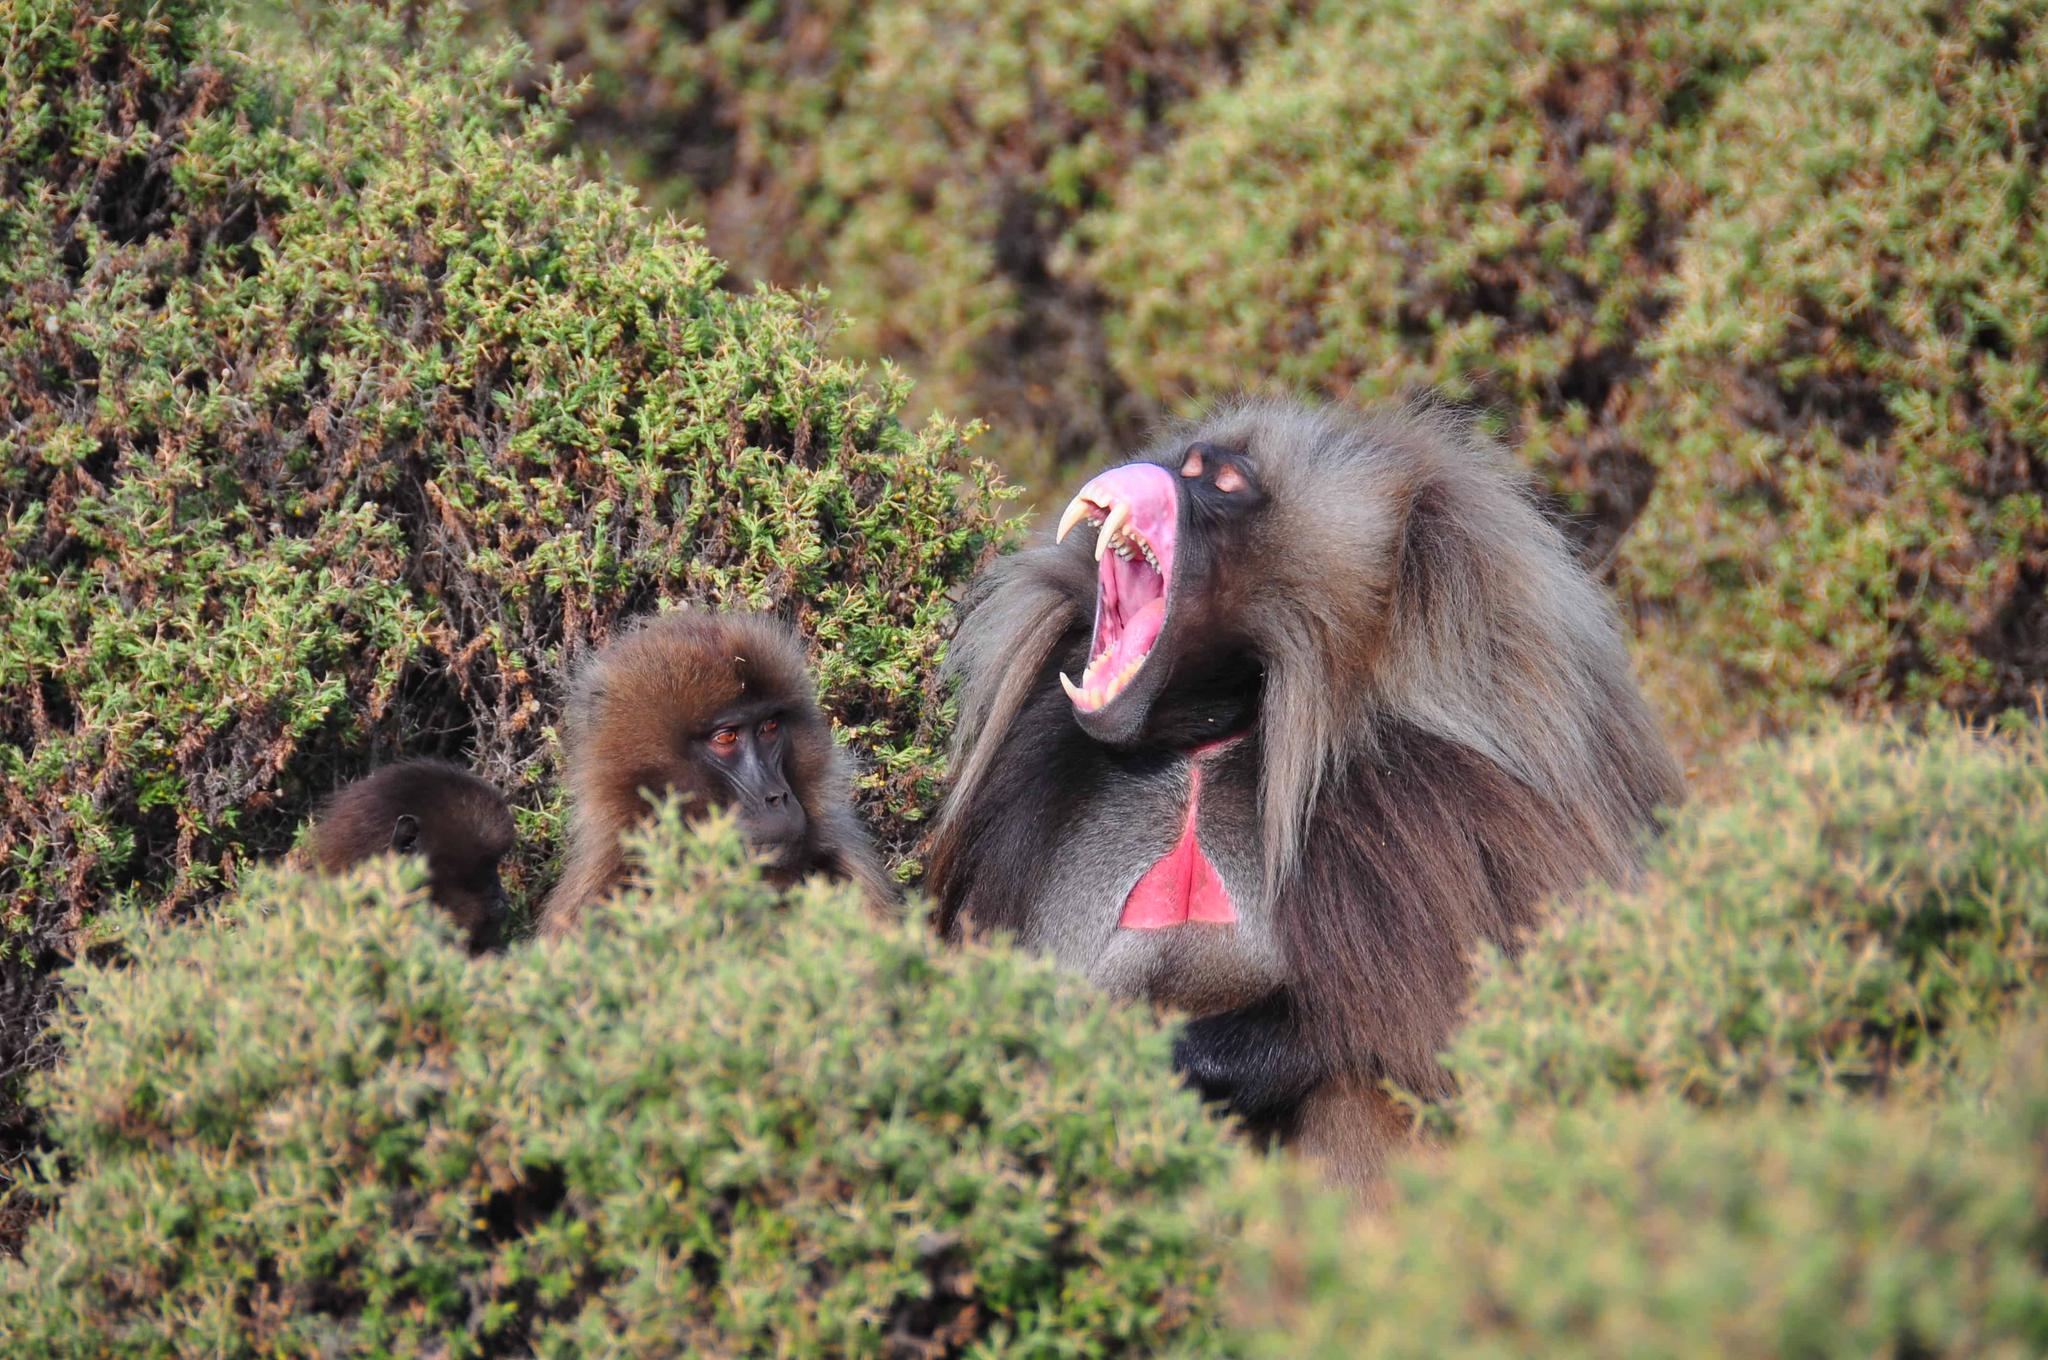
<box><xmin>309</xmin><ymin>759</ymin><xmax>516</xmax><ymax>950</ymax></box>
<box><xmin>931</xmin><ymin>397</ymin><xmax>1682</xmax><ymax>1184</ymax></box>
<box><xmin>539</xmin><ymin>610</ymin><xmax>892</xmax><ymax>938</ymax></box>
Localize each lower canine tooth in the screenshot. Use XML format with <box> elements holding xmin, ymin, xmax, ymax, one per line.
<box><xmin>1059</xmin><ymin>672</ymin><xmax>1086</xmax><ymax>705</ymax></box>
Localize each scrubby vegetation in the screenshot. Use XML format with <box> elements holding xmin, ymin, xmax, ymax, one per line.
<box><xmin>4</xmin><ymin>0</ymin><xmax>2045</xmax><ymax>1351</ymax></box>
<box><xmin>484</xmin><ymin>0</ymin><xmax>1318</xmax><ymax>489</ymax></box>
<box><xmin>0</xmin><ymin>0</ymin><xmax>1006</xmax><ymax>1131</ymax></box>
<box><xmin>0</xmin><ymin>808</ymin><xmax>1239</xmax><ymax>1353</ymax></box>
<box><xmin>1222</xmin><ymin>719</ymin><xmax>2048</xmax><ymax>1357</ymax></box>
<box><xmin>490</xmin><ymin>0</ymin><xmax>2048</xmax><ymax>749</ymax></box>
<box><xmin>1445</xmin><ymin>716</ymin><xmax>2048</xmax><ymax>1123</ymax></box>
<box><xmin>9</xmin><ymin>715</ymin><xmax>2043</xmax><ymax>1354</ymax></box>
<box><xmin>1228</xmin><ymin>1024</ymin><xmax>2048</xmax><ymax>1359</ymax></box>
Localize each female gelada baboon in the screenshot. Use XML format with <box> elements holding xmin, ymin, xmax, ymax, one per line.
<box><xmin>931</xmin><ymin>398</ymin><xmax>1681</xmax><ymax>1183</ymax></box>
<box><xmin>539</xmin><ymin>611</ymin><xmax>892</xmax><ymax>938</ymax></box>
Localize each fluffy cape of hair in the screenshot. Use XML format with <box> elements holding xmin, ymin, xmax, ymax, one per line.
<box><xmin>933</xmin><ymin>397</ymin><xmax>1683</xmax><ymax>1093</ymax></box>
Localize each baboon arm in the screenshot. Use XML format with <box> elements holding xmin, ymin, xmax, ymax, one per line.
<box><xmin>536</xmin><ymin>844</ymin><xmax>622</xmax><ymax>941</ymax></box>
<box><xmin>822</xmin><ymin>810</ymin><xmax>900</xmax><ymax>916</ymax></box>
<box><xmin>1171</xmin><ymin>990</ymin><xmax>1328</xmax><ymax>1129</ymax></box>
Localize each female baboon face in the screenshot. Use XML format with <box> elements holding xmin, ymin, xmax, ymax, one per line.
<box><xmin>696</xmin><ymin>700</ymin><xmax>807</xmax><ymax>862</ymax></box>
<box><xmin>1054</xmin><ymin>441</ymin><xmax>1268</xmax><ymax>747</ymax></box>
<box><xmin>540</xmin><ymin>610</ymin><xmax>896</xmax><ymax>939</ymax></box>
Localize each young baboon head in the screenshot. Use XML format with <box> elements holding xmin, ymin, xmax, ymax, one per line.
<box><xmin>309</xmin><ymin>759</ymin><xmax>516</xmax><ymax>949</ymax></box>
<box><xmin>540</xmin><ymin>610</ymin><xmax>891</xmax><ymax>937</ymax></box>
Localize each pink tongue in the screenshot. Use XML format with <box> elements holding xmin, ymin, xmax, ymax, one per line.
<box><xmin>1118</xmin><ymin>760</ymin><xmax>1236</xmax><ymax>929</ymax></box>
<box><xmin>1108</xmin><ymin>596</ymin><xmax>1166</xmax><ymax>675</ymax></box>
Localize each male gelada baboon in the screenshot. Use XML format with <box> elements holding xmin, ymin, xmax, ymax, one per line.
<box><xmin>539</xmin><ymin>611</ymin><xmax>892</xmax><ymax>938</ymax></box>
<box><xmin>309</xmin><ymin>759</ymin><xmax>515</xmax><ymax>950</ymax></box>
<box><xmin>931</xmin><ymin>398</ymin><xmax>1681</xmax><ymax>1184</ymax></box>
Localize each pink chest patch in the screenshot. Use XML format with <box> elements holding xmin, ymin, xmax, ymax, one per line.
<box><xmin>1119</xmin><ymin>759</ymin><xmax>1237</xmax><ymax>929</ymax></box>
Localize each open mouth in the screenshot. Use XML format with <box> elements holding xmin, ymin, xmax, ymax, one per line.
<box><xmin>1053</xmin><ymin>462</ymin><xmax>1179</xmax><ymax>713</ymax></box>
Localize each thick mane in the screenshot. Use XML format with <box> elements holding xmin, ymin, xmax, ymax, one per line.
<box><xmin>934</xmin><ymin>396</ymin><xmax>1683</xmax><ymax>1154</ymax></box>
<box><xmin>1180</xmin><ymin>398</ymin><xmax>1681</xmax><ymax>1091</ymax></box>
<box><xmin>1196</xmin><ymin>397</ymin><xmax>1674</xmax><ymax>889</ymax></box>
<box><xmin>937</xmin><ymin>399</ymin><xmax>1677</xmax><ymax>900</ymax></box>
<box><xmin>929</xmin><ymin>549</ymin><xmax>1092</xmax><ymax>897</ymax></box>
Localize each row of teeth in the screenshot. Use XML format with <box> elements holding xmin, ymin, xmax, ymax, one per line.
<box><xmin>1056</xmin><ymin>497</ymin><xmax>1160</xmax><ymax>569</ymax></box>
<box><xmin>1059</xmin><ymin>652</ymin><xmax>1147</xmax><ymax>709</ymax></box>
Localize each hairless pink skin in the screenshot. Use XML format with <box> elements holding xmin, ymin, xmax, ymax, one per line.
<box><xmin>1059</xmin><ymin>463</ymin><xmax>1237</xmax><ymax>928</ymax></box>
<box><xmin>1118</xmin><ymin>755</ymin><xmax>1237</xmax><ymax>928</ymax></box>
<box><xmin>1065</xmin><ymin>462</ymin><xmax>1179</xmax><ymax>713</ymax></box>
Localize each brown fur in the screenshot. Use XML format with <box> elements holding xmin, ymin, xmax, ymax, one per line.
<box><xmin>1290</xmin><ymin>1082</ymin><xmax>1419</xmax><ymax>1203</ymax></box>
<box><xmin>538</xmin><ymin>610</ymin><xmax>893</xmax><ymax>938</ymax></box>
<box><xmin>931</xmin><ymin>397</ymin><xmax>1683</xmax><ymax>1184</ymax></box>
<box><xmin>309</xmin><ymin>759</ymin><xmax>515</xmax><ymax>950</ymax></box>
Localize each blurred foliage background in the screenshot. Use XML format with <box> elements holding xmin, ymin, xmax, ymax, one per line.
<box><xmin>0</xmin><ymin>0</ymin><xmax>2043</xmax><ymax>1352</ymax></box>
<box><xmin>487</xmin><ymin>0</ymin><xmax>2048</xmax><ymax>758</ymax></box>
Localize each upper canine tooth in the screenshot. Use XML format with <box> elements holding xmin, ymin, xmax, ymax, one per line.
<box><xmin>1055</xmin><ymin>496</ymin><xmax>1093</xmax><ymax>544</ymax></box>
<box><xmin>1096</xmin><ymin>503</ymin><xmax>1131</xmax><ymax>561</ymax></box>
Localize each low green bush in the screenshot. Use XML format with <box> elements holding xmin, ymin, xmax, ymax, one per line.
<box><xmin>1444</xmin><ymin>716</ymin><xmax>2048</xmax><ymax>1125</ymax></box>
<box><xmin>1228</xmin><ymin>1023</ymin><xmax>2048</xmax><ymax>1359</ymax></box>
<box><xmin>0</xmin><ymin>807</ymin><xmax>1240</xmax><ymax>1355</ymax></box>
<box><xmin>482</xmin><ymin>0</ymin><xmax>1315</xmax><ymax>488</ymax></box>
<box><xmin>0</xmin><ymin>0</ymin><xmax>1007</xmax><ymax>1127</ymax></box>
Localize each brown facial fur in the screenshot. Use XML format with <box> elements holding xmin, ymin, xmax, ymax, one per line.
<box><xmin>931</xmin><ymin>397</ymin><xmax>1684</xmax><ymax>1185</ymax></box>
<box><xmin>538</xmin><ymin>610</ymin><xmax>893</xmax><ymax>939</ymax></box>
<box><xmin>308</xmin><ymin>759</ymin><xmax>515</xmax><ymax>950</ymax></box>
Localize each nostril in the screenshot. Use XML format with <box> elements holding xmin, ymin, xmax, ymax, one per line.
<box><xmin>765</xmin><ymin>791</ymin><xmax>788</xmax><ymax>808</ymax></box>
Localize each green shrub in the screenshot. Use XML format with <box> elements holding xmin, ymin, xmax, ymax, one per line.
<box><xmin>0</xmin><ymin>0</ymin><xmax>1006</xmax><ymax>1061</ymax></box>
<box><xmin>482</xmin><ymin>0</ymin><xmax>1315</xmax><ymax>489</ymax></box>
<box><xmin>1444</xmin><ymin>716</ymin><xmax>2048</xmax><ymax>1125</ymax></box>
<box><xmin>0</xmin><ymin>807</ymin><xmax>1239</xmax><ymax>1355</ymax></box>
<box><xmin>1227</xmin><ymin>1022</ymin><xmax>2048</xmax><ymax>1359</ymax></box>
<box><xmin>498</xmin><ymin>0</ymin><xmax>2048</xmax><ymax>741</ymax></box>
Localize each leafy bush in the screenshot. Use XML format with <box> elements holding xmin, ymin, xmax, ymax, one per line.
<box><xmin>1444</xmin><ymin>716</ymin><xmax>2048</xmax><ymax>1125</ymax></box>
<box><xmin>0</xmin><ymin>0</ymin><xmax>1007</xmax><ymax>1109</ymax></box>
<box><xmin>483</xmin><ymin>0</ymin><xmax>1316</xmax><ymax>488</ymax></box>
<box><xmin>0</xmin><ymin>808</ymin><xmax>1239</xmax><ymax>1355</ymax></box>
<box><xmin>1227</xmin><ymin>1022</ymin><xmax>2048</xmax><ymax>1359</ymax></box>
<box><xmin>497</xmin><ymin>0</ymin><xmax>2048</xmax><ymax>743</ymax></box>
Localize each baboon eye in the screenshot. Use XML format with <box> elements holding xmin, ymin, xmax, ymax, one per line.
<box><xmin>710</xmin><ymin>728</ymin><xmax>739</xmax><ymax>751</ymax></box>
<box><xmin>758</xmin><ymin>718</ymin><xmax>780</xmax><ymax>738</ymax></box>
<box><xmin>1179</xmin><ymin>447</ymin><xmax>1205</xmax><ymax>478</ymax></box>
<box><xmin>1214</xmin><ymin>462</ymin><xmax>1246</xmax><ymax>494</ymax></box>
